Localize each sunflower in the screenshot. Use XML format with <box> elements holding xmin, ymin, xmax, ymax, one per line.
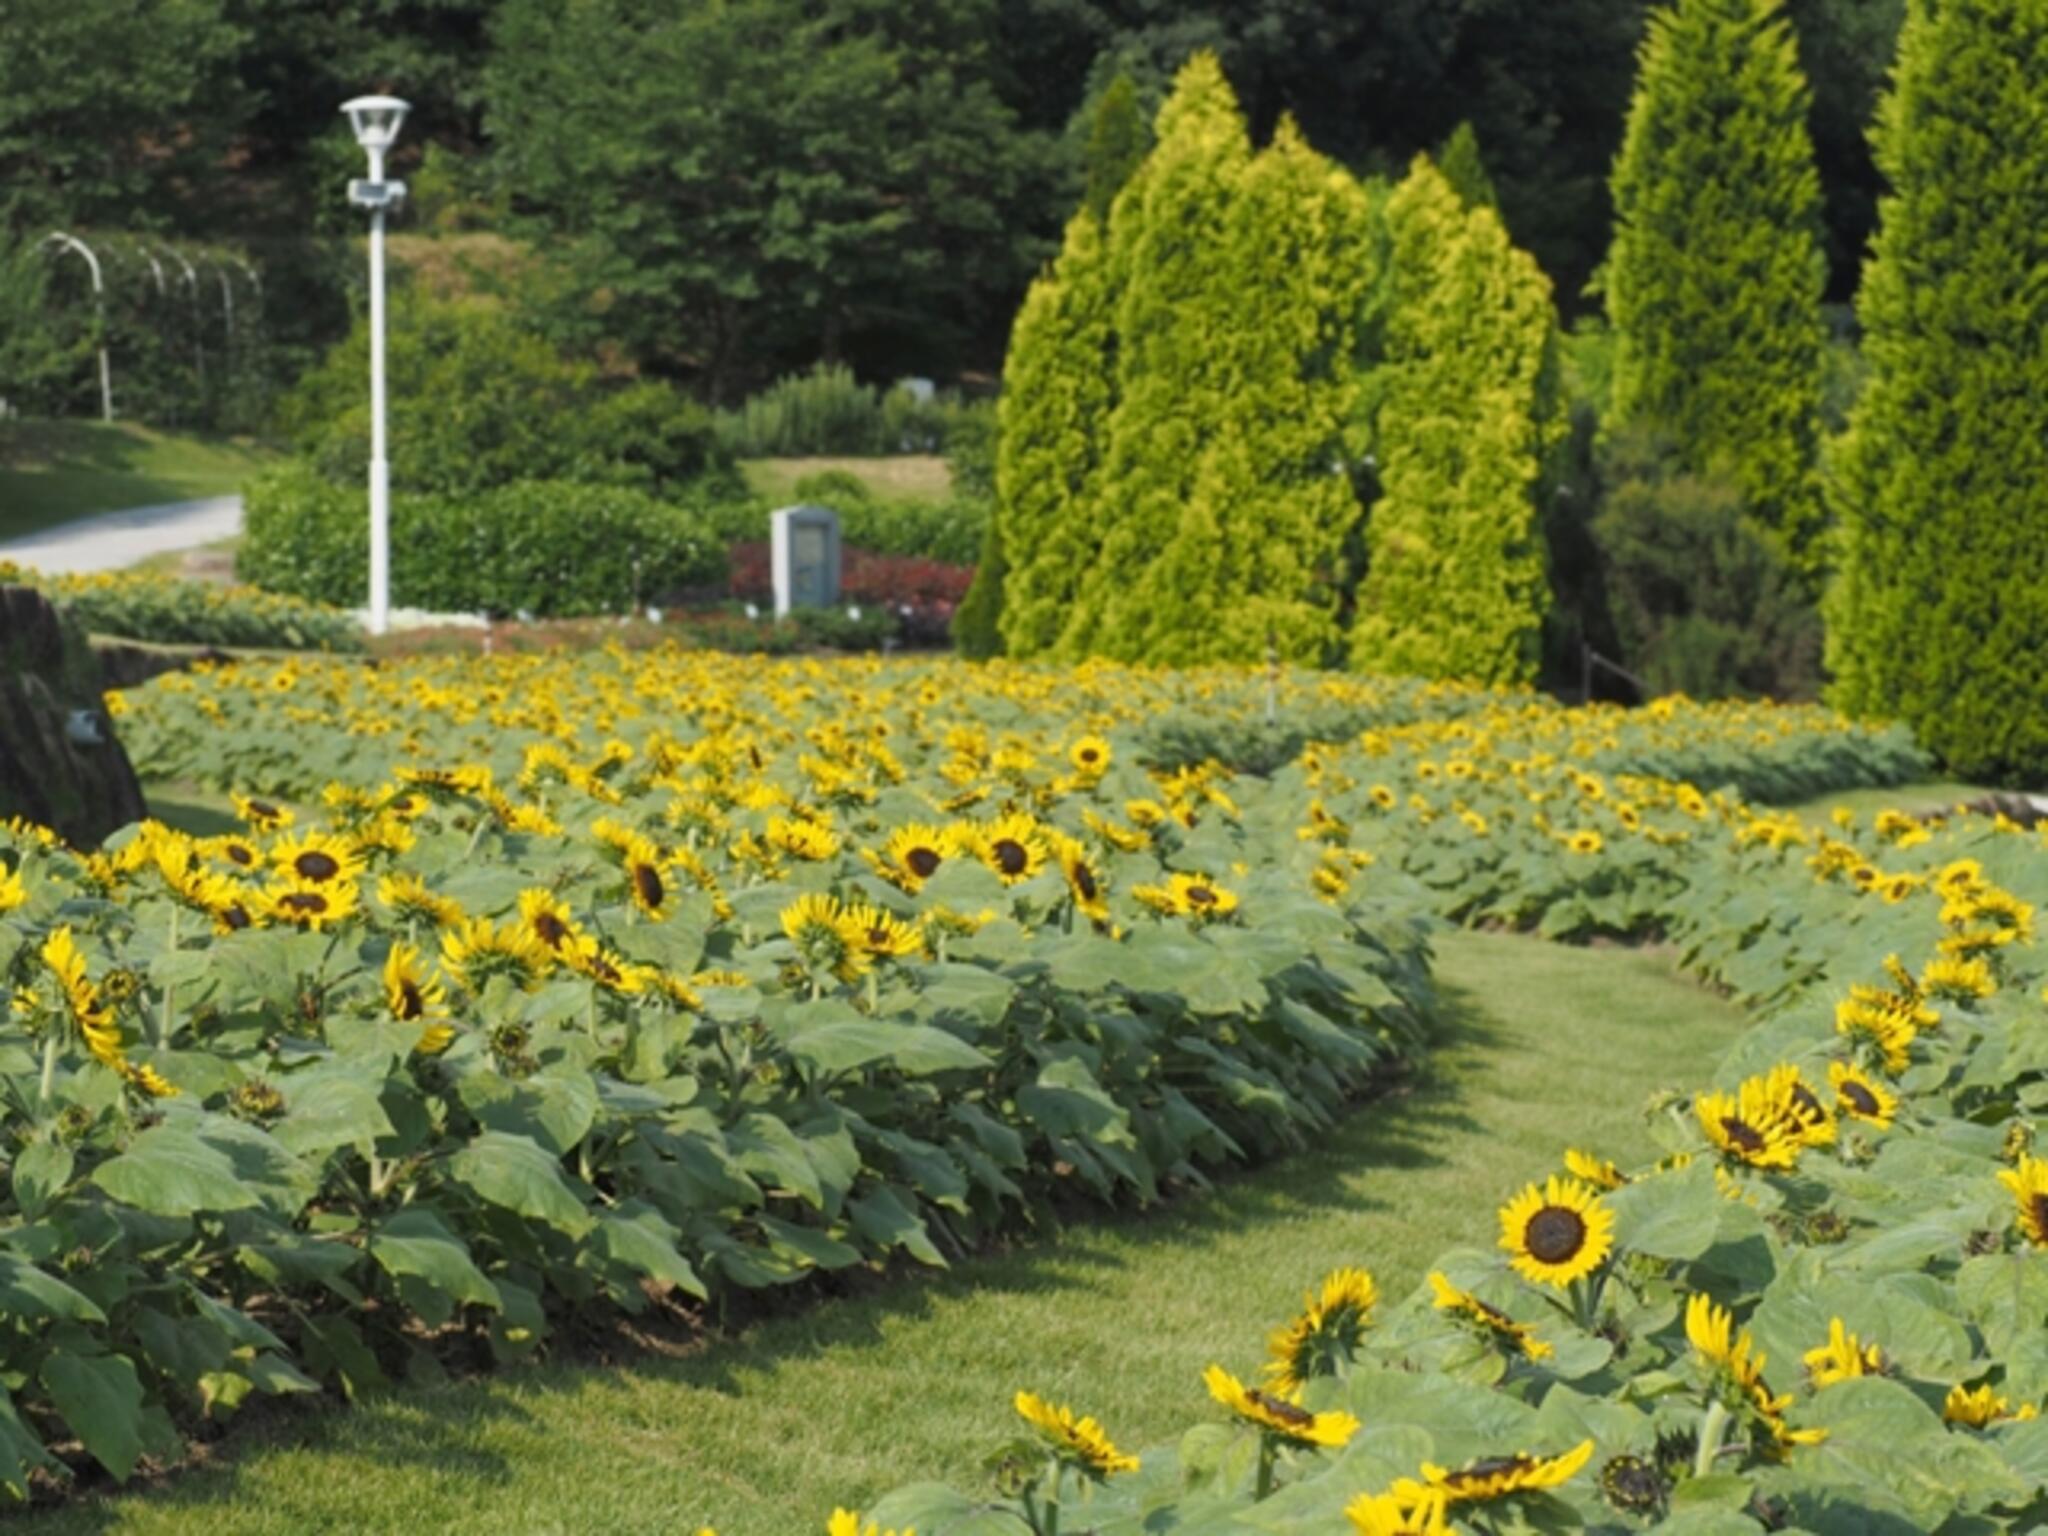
<box><xmin>1082</xmin><ymin>808</ymin><xmax>1150</xmax><ymax>853</ymax></box>
<box><xmin>1202</xmin><ymin>1364</ymin><xmax>1359</xmax><ymax>1448</ymax></box>
<box><xmin>1427</xmin><ymin>1271</ymin><xmax>1552</xmax><ymax>1360</ymax></box>
<box><xmin>781</xmin><ymin>893</ymin><xmax>872</xmax><ymax>984</ymax></box>
<box><xmin>40</xmin><ymin>926</ymin><xmax>124</xmax><ymax>1070</ymax></box>
<box><xmin>383</xmin><ymin>942</ymin><xmax>455</xmax><ymax>1053</ymax></box>
<box><xmin>1834</xmin><ymin>993</ymin><xmax>1920</xmax><ymax>1074</ymax></box>
<box><xmin>263</xmin><ymin>879</ymin><xmax>361</xmax><ymax>931</ymax></box>
<box><xmin>1068</xmin><ymin>736</ymin><xmax>1112</xmax><ymax>777</ymax></box>
<box><xmin>1768</xmin><ymin>1063</ymin><xmax>1838</xmax><ymax>1148</ymax></box>
<box><xmin>1420</xmin><ymin>1440</ymin><xmax>1594</xmax><ymax>1503</ymax></box>
<box><xmin>1828</xmin><ymin>1060</ymin><xmax>1896</xmax><ymax>1129</ymax></box>
<box><xmin>231</xmin><ymin>792</ymin><xmax>294</xmax><ymax>833</ymax></box>
<box><xmin>1264</xmin><ymin>1267</ymin><xmax>1377</xmax><ymax>1394</ymax></box>
<box><xmin>1998</xmin><ymin>1154</ymin><xmax>2048</xmax><ymax>1246</ymax></box>
<box><xmin>825</xmin><ymin>1512</ymin><xmax>911</xmax><ymax>1536</ymax></box>
<box><xmin>1598</xmin><ymin>1455</ymin><xmax>1668</xmax><ymax>1516</ymax></box>
<box><xmin>1054</xmin><ymin>836</ymin><xmax>1110</xmax><ymax>924</ymax></box>
<box><xmin>1562</xmin><ymin>1148</ymin><xmax>1625</xmax><ymax>1190</ymax></box>
<box><xmin>1686</xmin><ymin>1293</ymin><xmax>1812</xmax><ymax>1443</ymax></box>
<box><xmin>269</xmin><ymin>829</ymin><xmax>365</xmax><ymax>888</ymax></box>
<box><xmin>377</xmin><ymin>872</ymin><xmax>466</xmax><ymax>928</ymax></box>
<box><xmin>621</xmin><ymin>837</ymin><xmax>671</xmax><ymax>919</ymax></box>
<box><xmin>870</xmin><ymin>823</ymin><xmax>957</xmax><ymax>893</ymax></box>
<box><xmin>973</xmin><ymin>813</ymin><xmax>1050</xmax><ymax>885</ymax></box>
<box><xmin>440</xmin><ymin>916</ymin><xmax>553</xmax><ymax>992</ymax></box>
<box><xmin>1803</xmin><ymin>1317</ymin><xmax>1883</xmax><ymax>1388</ymax></box>
<box><xmin>518</xmin><ymin>888</ymin><xmax>585</xmax><ymax>955</ymax></box>
<box><xmin>1012</xmin><ymin>1390</ymin><xmax>1139</xmax><ymax>1477</ymax></box>
<box><xmin>1345</xmin><ymin>1486</ymin><xmax>1449</xmax><ymax>1536</ymax></box>
<box><xmin>120</xmin><ymin>1061</ymin><xmax>181</xmax><ymax>1099</ymax></box>
<box><xmin>1944</xmin><ymin>1382</ymin><xmax>2039</xmax><ymax>1428</ymax></box>
<box><xmin>200</xmin><ymin>877</ymin><xmax>261</xmax><ymax>936</ymax></box>
<box><xmin>1920</xmin><ymin>953</ymin><xmax>1995</xmax><ymax>1001</ymax></box>
<box><xmin>206</xmin><ymin>833</ymin><xmax>265</xmax><ymax>873</ymax></box>
<box><xmin>564</xmin><ymin>935</ymin><xmax>652</xmax><ymax>995</ymax></box>
<box><xmin>1563</xmin><ymin>829</ymin><xmax>1604</xmax><ymax>855</ymax></box>
<box><xmin>1694</xmin><ymin>1078</ymin><xmax>1803</xmax><ymax>1170</ymax></box>
<box><xmin>0</xmin><ymin>860</ymin><xmax>24</xmax><ymax>915</ymax></box>
<box><xmin>1498</xmin><ymin>1176</ymin><xmax>1613</xmax><ymax>1289</ymax></box>
<box><xmin>769</xmin><ymin>815</ymin><xmax>841</xmax><ymax>862</ymax></box>
<box><xmin>844</xmin><ymin>903</ymin><xmax>925</xmax><ymax>961</ymax></box>
<box><xmin>1132</xmin><ymin>871</ymin><xmax>1239</xmax><ymax>922</ymax></box>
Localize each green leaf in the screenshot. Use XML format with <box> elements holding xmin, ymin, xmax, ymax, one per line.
<box><xmin>1017</xmin><ymin>1058</ymin><xmax>1136</xmax><ymax>1146</ymax></box>
<box><xmin>91</xmin><ymin>1124</ymin><xmax>261</xmax><ymax>1217</ymax></box>
<box><xmin>1608</xmin><ymin>1159</ymin><xmax>1721</xmax><ymax>1260</ymax></box>
<box><xmin>595</xmin><ymin>1200</ymin><xmax>708</xmax><ymax>1299</ymax></box>
<box><xmin>459</xmin><ymin>1063</ymin><xmax>599</xmax><ymax>1156</ymax></box>
<box><xmin>271</xmin><ymin>1072</ymin><xmax>397</xmax><ymax>1157</ymax></box>
<box><xmin>11</xmin><ymin>1139</ymin><xmax>72</xmax><ymax>1221</ymax></box>
<box><xmin>849</xmin><ymin>1184</ymin><xmax>947</xmax><ymax>1267</ymax></box>
<box><xmin>41</xmin><ymin>1352</ymin><xmax>146</xmax><ymax>1481</ymax></box>
<box><xmin>0</xmin><ymin>1255</ymin><xmax>104</xmax><ymax>1323</ymax></box>
<box><xmin>447</xmin><ymin>1131</ymin><xmax>596</xmax><ymax>1237</ymax></box>
<box><xmin>369</xmin><ymin>1208</ymin><xmax>502</xmax><ymax>1316</ymax></box>
<box><xmin>781</xmin><ymin>1010</ymin><xmax>989</xmax><ymax>1078</ymax></box>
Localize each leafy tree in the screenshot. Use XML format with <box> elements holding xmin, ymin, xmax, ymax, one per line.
<box><xmin>1351</xmin><ymin>158</ymin><xmax>1561</xmax><ymax>685</ymax></box>
<box><xmin>484</xmin><ymin>0</ymin><xmax>1051</xmax><ymax>399</ymax></box>
<box><xmin>1437</xmin><ymin>122</ymin><xmax>1499</xmax><ymax>211</ymax></box>
<box><xmin>1121</xmin><ymin>118</ymin><xmax>1375</xmax><ymax>665</ymax></box>
<box><xmin>1082</xmin><ymin>72</ymin><xmax>1151</xmax><ymax>223</ymax></box>
<box><xmin>1605</xmin><ymin>0</ymin><xmax>1827</xmax><ymax>570</ymax></box>
<box><xmin>1827</xmin><ymin>0</ymin><xmax>2048</xmax><ymax>781</ymax></box>
<box><xmin>1064</xmin><ymin>52</ymin><xmax>1251</xmax><ymax>661</ymax></box>
<box><xmin>994</xmin><ymin>210</ymin><xmax>1120</xmax><ymax>659</ymax></box>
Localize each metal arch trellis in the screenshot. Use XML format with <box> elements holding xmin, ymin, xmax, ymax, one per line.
<box><xmin>33</xmin><ymin>230</ymin><xmax>266</xmax><ymax>427</ymax></box>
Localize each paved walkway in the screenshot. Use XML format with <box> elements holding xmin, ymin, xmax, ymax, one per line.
<box><xmin>0</xmin><ymin>495</ymin><xmax>243</xmax><ymax>576</ymax></box>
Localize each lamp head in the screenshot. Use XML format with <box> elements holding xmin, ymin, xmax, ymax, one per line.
<box><xmin>341</xmin><ymin>95</ymin><xmax>411</xmax><ymax>153</ymax></box>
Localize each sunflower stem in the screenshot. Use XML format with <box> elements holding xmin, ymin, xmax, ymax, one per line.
<box><xmin>38</xmin><ymin>1030</ymin><xmax>59</xmax><ymax>1106</ymax></box>
<box><xmin>158</xmin><ymin>904</ymin><xmax>179</xmax><ymax>1049</ymax></box>
<box><xmin>1694</xmin><ymin>1399</ymin><xmax>1730</xmax><ymax>1479</ymax></box>
<box><xmin>1041</xmin><ymin>1457</ymin><xmax>1063</xmax><ymax>1536</ymax></box>
<box><xmin>1255</xmin><ymin>1433</ymin><xmax>1277</xmax><ymax>1500</ymax></box>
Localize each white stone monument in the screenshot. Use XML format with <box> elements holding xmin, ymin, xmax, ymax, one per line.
<box><xmin>770</xmin><ymin>504</ymin><xmax>842</xmax><ymax>619</ymax></box>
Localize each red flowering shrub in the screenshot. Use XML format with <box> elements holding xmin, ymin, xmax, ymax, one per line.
<box><xmin>726</xmin><ymin>541</ymin><xmax>974</xmax><ymax>645</ymax></box>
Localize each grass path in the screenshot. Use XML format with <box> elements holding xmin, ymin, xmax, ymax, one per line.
<box><xmin>0</xmin><ymin>422</ymin><xmax>273</xmax><ymax>541</ymax></box>
<box><xmin>24</xmin><ymin>931</ymin><xmax>1748</xmax><ymax>1536</ymax></box>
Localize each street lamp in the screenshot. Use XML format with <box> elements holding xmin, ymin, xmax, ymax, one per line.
<box><xmin>341</xmin><ymin>94</ymin><xmax>410</xmax><ymax>636</ymax></box>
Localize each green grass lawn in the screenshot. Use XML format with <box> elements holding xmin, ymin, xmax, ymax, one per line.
<box><xmin>1782</xmin><ymin>778</ymin><xmax>2015</xmax><ymax>822</ymax></box>
<box><xmin>19</xmin><ymin>930</ymin><xmax>1746</xmax><ymax>1536</ymax></box>
<box><xmin>0</xmin><ymin>421</ymin><xmax>276</xmax><ymax>542</ymax></box>
<box><xmin>739</xmin><ymin>454</ymin><xmax>952</xmax><ymax>506</ymax></box>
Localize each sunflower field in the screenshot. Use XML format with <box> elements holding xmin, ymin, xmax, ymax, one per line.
<box><xmin>6</xmin><ymin>645</ymin><xmax>2041</xmax><ymax>1533</ymax></box>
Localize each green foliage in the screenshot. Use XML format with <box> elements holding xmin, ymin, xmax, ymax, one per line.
<box><xmin>951</xmin><ymin>514</ymin><xmax>1007</xmax><ymax>660</ymax></box>
<box><xmin>1592</xmin><ymin>428</ymin><xmax>1822</xmax><ymax>699</ymax></box>
<box><xmin>1436</xmin><ymin>120</ymin><xmax>1499</xmax><ymax>211</ymax></box>
<box><xmin>783</xmin><ymin>470</ymin><xmax>986</xmax><ymax>567</ymax></box>
<box><xmin>1826</xmin><ymin>0</ymin><xmax>2048</xmax><ymax>785</ymax></box>
<box><xmin>1082</xmin><ymin>72</ymin><xmax>1151</xmax><ymax>222</ymax></box>
<box><xmin>1070</xmin><ymin>53</ymin><xmax>1253</xmax><ymax>663</ymax></box>
<box><xmin>278</xmin><ymin>294</ymin><xmax>736</xmax><ymax>500</ymax></box>
<box><xmin>0</xmin><ymin>563</ymin><xmax>361</xmax><ymax>653</ymax></box>
<box><xmin>1352</xmin><ymin>158</ymin><xmax>1562</xmax><ymax>686</ymax></box>
<box><xmin>710</xmin><ymin>363</ymin><xmax>979</xmax><ymax>458</ymax></box>
<box><xmin>236</xmin><ymin>464</ymin><xmax>728</xmax><ymax>618</ymax></box>
<box><xmin>994</xmin><ymin>208</ymin><xmax>1120</xmax><ymax>660</ymax></box>
<box><xmin>1606</xmin><ymin>0</ymin><xmax>1828</xmax><ymax>569</ymax></box>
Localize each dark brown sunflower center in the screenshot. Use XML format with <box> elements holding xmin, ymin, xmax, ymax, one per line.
<box><xmin>294</xmin><ymin>851</ymin><xmax>341</xmax><ymax>882</ymax></box>
<box><xmin>226</xmin><ymin>844</ymin><xmax>256</xmax><ymax>866</ymax></box>
<box><xmin>532</xmin><ymin>912</ymin><xmax>569</xmax><ymax>948</ymax></box>
<box><xmin>906</xmin><ymin>847</ymin><xmax>941</xmax><ymax>878</ymax></box>
<box><xmin>1244</xmin><ymin>1389</ymin><xmax>1314</xmax><ymax>1428</ymax></box>
<box><xmin>249</xmin><ymin>800</ymin><xmax>280</xmax><ymax>820</ymax></box>
<box><xmin>220</xmin><ymin>904</ymin><xmax>251</xmax><ymax>930</ymax></box>
<box><xmin>589</xmin><ymin>957</ymin><xmax>622</xmax><ymax>984</ymax></box>
<box><xmin>1185</xmin><ymin>884</ymin><xmax>1217</xmax><ymax>906</ymax></box>
<box><xmin>1789</xmin><ymin>1083</ymin><xmax>1825</xmax><ymax>1124</ymax></box>
<box><xmin>1839</xmin><ymin>1080</ymin><xmax>1879</xmax><ymax>1116</ymax></box>
<box><xmin>1079</xmin><ymin>748</ymin><xmax>1100</xmax><ymax>763</ymax></box>
<box><xmin>1720</xmin><ymin>1115</ymin><xmax>1766</xmax><ymax>1152</ymax></box>
<box><xmin>394</xmin><ymin>979</ymin><xmax>424</xmax><ymax>1020</ymax></box>
<box><xmin>1524</xmin><ymin>1205</ymin><xmax>1588</xmax><ymax>1264</ymax></box>
<box><xmin>867</xmin><ymin>926</ymin><xmax>891</xmax><ymax>946</ymax></box>
<box><xmin>1072</xmin><ymin>864</ymin><xmax>1099</xmax><ymax>900</ymax></box>
<box><xmin>279</xmin><ymin>892</ymin><xmax>328</xmax><ymax>916</ymax></box>
<box><xmin>1448</xmin><ymin>1455</ymin><xmax>1534</xmax><ymax>1487</ymax></box>
<box><xmin>991</xmin><ymin>839</ymin><xmax>1029</xmax><ymax>875</ymax></box>
<box><xmin>2030</xmin><ymin>1194</ymin><xmax>2048</xmax><ymax>1237</ymax></box>
<box><xmin>632</xmin><ymin>863</ymin><xmax>665</xmax><ymax>910</ymax></box>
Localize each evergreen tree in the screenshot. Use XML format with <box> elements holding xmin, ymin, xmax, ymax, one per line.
<box><xmin>1605</xmin><ymin>0</ymin><xmax>1828</xmax><ymax>569</ymax></box>
<box><xmin>1827</xmin><ymin>0</ymin><xmax>2048</xmax><ymax>780</ymax></box>
<box><xmin>1437</xmin><ymin>122</ymin><xmax>1499</xmax><ymax>211</ymax></box>
<box><xmin>992</xmin><ymin>209</ymin><xmax>1121</xmax><ymax>659</ymax></box>
<box><xmin>1083</xmin><ymin>72</ymin><xmax>1150</xmax><ymax>223</ymax></box>
<box><xmin>1063</xmin><ymin>52</ymin><xmax>1251</xmax><ymax>660</ymax></box>
<box><xmin>952</xmin><ymin>511</ymin><xmax>1007</xmax><ymax>659</ymax></box>
<box><xmin>1351</xmin><ymin>158</ymin><xmax>1562</xmax><ymax>685</ymax></box>
<box><xmin>1124</xmin><ymin>118</ymin><xmax>1376</xmax><ymax>665</ymax></box>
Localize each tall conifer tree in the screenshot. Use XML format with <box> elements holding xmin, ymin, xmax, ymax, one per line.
<box><xmin>1606</xmin><ymin>0</ymin><xmax>1828</xmax><ymax>569</ymax></box>
<box><xmin>1351</xmin><ymin>158</ymin><xmax>1561</xmax><ymax>685</ymax></box>
<box><xmin>1827</xmin><ymin>0</ymin><xmax>2048</xmax><ymax>780</ymax></box>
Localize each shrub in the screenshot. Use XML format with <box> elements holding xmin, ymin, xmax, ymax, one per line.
<box><xmin>278</xmin><ymin>292</ymin><xmax>740</xmax><ymax>499</ymax></box>
<box><xmin>1592</xmin><ymin>428</ymin><xmax>1822</xmax><ymax>700</ymax></box>
<box><xmin>726</xmin><ymin>540</ymin><xmax>972</xmax><ymax>646</ymax></box>
<box><xmin>1827</xmin><ymin>0</ymin><xmax>2048</xmax><ymax>784</ymax></box>
<box><xmin>711</xmin><ymin>362</ymin><xmax>980</xmax><ymax>457</ymax></box>
<box><xmin>786</xmin><ymin>470</ymin><xmax>987</xmax><ymax>566</ymax></box>
<box><xmin>237</xmin><ymin>463</ymin><xmax>727</xmax><ymax>618</ymax></box>
<box><xmin>0</xmin><ymin>563</ymin><xmax>362</xmax><ymax>653</ymax></box>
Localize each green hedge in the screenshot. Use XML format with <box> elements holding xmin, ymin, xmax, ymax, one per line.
<box><xmin>0</xmin><ymin>563</ymin><xmax>362</xmax><ymax>653</ymax></box>
<box><xmin>238</xmin><ymin>464</ymin><xmax>729</xmax><ymax>618</ymax></box>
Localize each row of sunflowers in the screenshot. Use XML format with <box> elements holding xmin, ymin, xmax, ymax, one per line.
<box><xmin>844</xmin><ymin>704</ymin><xmax>2048</xmax><ymax>1531</ymax></box>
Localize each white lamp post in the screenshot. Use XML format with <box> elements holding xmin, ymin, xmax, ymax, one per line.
<box><xmin>341</xmin><ymin>94</ymin><xmax>410</xmax><ymax>636</ymax></box>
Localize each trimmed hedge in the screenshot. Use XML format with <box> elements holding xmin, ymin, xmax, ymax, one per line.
<box><xmin>237</xmin><ymin>464</ymin><xmax>728</xmax><ymax>619</ymax></box>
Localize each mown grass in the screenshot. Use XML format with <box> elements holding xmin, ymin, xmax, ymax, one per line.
<box><xmin>0</xmin><ymin>422</ymin><xmax>275</xmax><ymax>541</ymax></box>
<box><xmin>739</xmin><ymin>454</ymin><xmax>952</xmax><ymax>506</ymax></box>
<box><xmin>1782</xmin><ymin>778</ymin><xmax>2012</xmax><ymax>822</ymax></box>
<box><xmin>20</xmin><ymin>929</ymin><xmax>1746</xmax><ymax>1536</ymax></box>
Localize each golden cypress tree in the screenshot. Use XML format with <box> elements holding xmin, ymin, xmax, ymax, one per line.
<box><xmin>1351</xmin><ymin>158</ymin><xmax>1562</xmax><ymax>685</ymax></box>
